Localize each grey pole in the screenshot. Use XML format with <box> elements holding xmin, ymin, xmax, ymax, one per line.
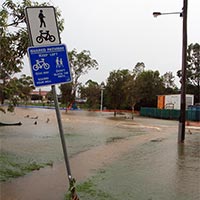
<box><xmin>52</xmin><ymin>85</ymin><xmax>72</xmax><ymax>180</ymax></box>
<box><xmin>52</xmin><ymin>85</ymin><xmax>80</xmax><ymax>199</ymax></box>
<box><xmin>178</xmin><ymin>0</ymin><xmax>188</xmax><ymax>143</ymax></box>
<box><xmin>153</xmin><ymin>0</ymin><xmax>188</xmax><ymax>142</ymax></box>
<box><xmin>100</xmin><ymin>89</ymin><xmax>103</xmax><ymax>112</ymax></box>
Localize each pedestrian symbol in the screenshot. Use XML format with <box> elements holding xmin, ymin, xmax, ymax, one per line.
<box><xmin>25</xmin><ymin>6</ymin><xmax>60</xmax><ymax>46</ymax></box>
<box><xmin>38</xmin><ymin>10</ymin><xmax>46</xmax><ymax>28</ymax></box>
<box><xmin>56</xmin><ymin>57</ymin><xmax>64</xmax><ymax>68</ymax></box>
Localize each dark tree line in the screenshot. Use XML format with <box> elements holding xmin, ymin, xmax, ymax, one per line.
<box><xmin>76</xmin><ymin>48</ymin><xmax>199</xmax><ymax>111</ymax></box>
<box><xmin>77</xmin><ymin>65</ymin><xmax>179</xmax><ymax>111</ymax></box>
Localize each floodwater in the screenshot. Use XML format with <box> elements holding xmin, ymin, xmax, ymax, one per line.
<box><xmin>0</xmin><ymin>108</ymin><xmax>199</xmax><ymax>200</ymax></box>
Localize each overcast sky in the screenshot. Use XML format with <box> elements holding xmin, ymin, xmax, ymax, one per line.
<box><xmin>22</xmin><ymin>0</ymin><xmax>199</xmax><ymax>89</ymax></box>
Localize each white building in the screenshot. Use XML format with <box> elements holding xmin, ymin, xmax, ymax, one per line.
<box><xmin>157</xmin><ymin>94</ymin><xmax>194</xmax><ymax>110</ymax></box>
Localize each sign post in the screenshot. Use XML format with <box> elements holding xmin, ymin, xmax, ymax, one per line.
<box><xmin>26</xmin><ymin>6</ymin><xmax>79</xmax><ymax>200</ymax></box>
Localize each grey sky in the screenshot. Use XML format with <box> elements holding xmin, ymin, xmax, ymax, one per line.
<box><xmin>23</xmin><ymin>0</ymin><xmax>199</xmax><ymax>88</ymax></box>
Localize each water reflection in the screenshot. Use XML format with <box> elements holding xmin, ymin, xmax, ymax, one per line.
<box><xmin>175</xmin><ymin>138</ymin><xmax>200</xmax><ymax>200</ymax></box>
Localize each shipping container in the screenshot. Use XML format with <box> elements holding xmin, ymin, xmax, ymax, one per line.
<box><xmin>157</xmin><ymin>94</ymin><xmax>194</xmax><ymax>110</ymax></box>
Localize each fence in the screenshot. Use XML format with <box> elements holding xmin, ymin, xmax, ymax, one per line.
<box><xmin>140</xmin><ymin>107</ymin><xmax>200</xmax><ymax>122</ymax></box>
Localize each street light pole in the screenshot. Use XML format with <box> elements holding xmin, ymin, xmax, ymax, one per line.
<box><xmin>153</xmin><ymin>0</ymin><xmax>188</xmax><ymax>143</ymax></box>
<box><xmin>178</xmin><ymin>0</ymin><xmax>188</xmax><ymax>143</ymax></box>
<box><xmin>100</xmin><ymin>89</ymin><xmax>104</xmax><ymax>112</ymax></box>
<box><xmin>100</xmin><ymin>82</ymin><xmax>105</xmax><ymax>112</ymax></box>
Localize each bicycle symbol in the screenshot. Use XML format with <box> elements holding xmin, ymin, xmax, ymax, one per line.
<box><xmin>36</xmin><ymin>30</ymin><xmax>56</xmax><ymax>43</ymax></box>
<box><xmin>33</xmin><ymin>59</ymin><xmax>50</xmax><ymax>71</ymax></box>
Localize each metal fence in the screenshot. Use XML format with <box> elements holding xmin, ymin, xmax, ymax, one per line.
<box><xmin>140</xmin><ymin>107</ymin><xmax>200</xmax><ymax>122</ymax></box>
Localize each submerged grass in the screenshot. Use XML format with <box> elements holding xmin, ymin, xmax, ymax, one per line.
<box><xmin>106</xmin><ymin>136</ymin><xmax>125</xmax><ymax>144</ymax></box>
<box><xmin>65</xmin><ymin>179</ymin><xmax>117</xmax><ymax>200</ymax></box>
<box><xmin>0</xmin><ymin>151</ymin><xmax>53</xmax><ymax>182</ymax></box>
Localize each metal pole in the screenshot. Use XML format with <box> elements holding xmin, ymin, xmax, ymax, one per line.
<box><xmin>178</xmin><ymin>0</ymin><xmax>188</xmax><ymax>143</ymax></box>
<box><xmin>52</xmin><ymin>85</ymin><xmax>72</xmax><ymax>180</ymax></box>
<box><xmin>52</xmin><ymin>85</ymin><xmax>80</xmax><ymax>199</ymax></box>
<box><xmin>100</xmin><ymin>89</ymin><xmax>103</xmax><ymax>112</ymax></box>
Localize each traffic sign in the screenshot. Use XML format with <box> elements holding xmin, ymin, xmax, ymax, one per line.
<box><xmin>28</xmin><ymin>44</ymin><xmax>72</xmax><ymax>87</ymax></box>
<box><xmin>25</xmin><ymin>6</ymin><xmax>60</xmax><ymax>46</ymax></box>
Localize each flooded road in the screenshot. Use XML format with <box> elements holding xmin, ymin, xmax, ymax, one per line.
<box><xmin>0</xmin><ymin>108</ymin><xmax>199</xmax><ymax>200</ymax></box>
<box><xmin>92</xmin><ymin>127</ymin><xmax>200</xmax><ymax>200</ymax></box>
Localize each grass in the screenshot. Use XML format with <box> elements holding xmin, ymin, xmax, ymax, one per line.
<box><xmin>18</xmin><ymin>101</ymin><xmax>66</xmax><ymax>108</ymax></box>
<box><xmin>106</xmin><ymin>136</ymin><xmax>125</xmax><ymax>144</ymax></box>
<box><xmin>65</xmin><ymin>179</ymin><xmax>117</xmax><ymax>200</ymax></box>
<box><xmin>0</xmin><ymin>151</ymin><xmax>53</xmax><ymax>182</ymax></box>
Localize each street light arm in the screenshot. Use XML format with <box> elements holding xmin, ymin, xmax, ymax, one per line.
<box><xmin>153</xmin><ymin>12</ymin><xmax>182</xmax><ymax>18</ymax></box>
<box><xmin>153</xmin><ymin>12</ymin><xmax>162</xmax><ymax>17</ymax></box>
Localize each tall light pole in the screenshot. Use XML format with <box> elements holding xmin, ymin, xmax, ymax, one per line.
<box><xmin>179</xmin><ymin>0</ymin><xmax>188</xmax><ymax>143</ymax></box>
<box><xmin>153</xmin><ymin>0</ymin><xmax>188</xmax><ymax>143</ymax></box>
<box><xmin>100</xmin><ymin>82</ymin><xmax>105</xmax><ymax>112</ymax></box>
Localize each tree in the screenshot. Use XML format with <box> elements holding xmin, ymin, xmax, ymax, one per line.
<box><xmin>134</xmin><ymin>70</ymin><xmax>165</xmax><ymax>109</ymax></box>
<box><xmin>79</xmin><ymin>80</ymin><xmax>100</xmax><ymax>109</ymax></box>
<box><xmin>133</xmin><ymin>62</ymin><xmax>145</xmax><ymax>76</ymax></box>
<box><xmin>1</xmin><ymin>74</ymin><xmax>34</xmax><ymax>112</ymax></box>
<box><xmin>46</xmin><ymin>90</ymin><xmax>54</xmax><ymax>102</ymax></box>
<box><xmin>0</xmin><ymin>4</ymin><xmax>24</xmax><ymax>105</ymax></box>
<box><xmin>105</xmin><ymin>69</ymin><xmax>131</xmax><ymax>112</ymax></box>
<box><xmin>124</xmin><ymin>62</ymin><xmax>145</xmax><ymax>111</ymax></box>
<box><xmin>68</xmin><ymin>49</ymin><xmax>98</xmax><ymax>98</ymax></box>
<box><xmin>0</xmin><ymin>0</ymin><xmax>64</xmax><ymax>112</ymax></box>
<box><xmin>59</xmin><ymin>83</ymin><xmax>73</xmax><ymax>106</ymax></box>
<box><xmin>17</xmin><ymin>74</ymin><xmax>34</xmax><ymax>102</ymax></box>
<box><xmin>177</xmin><ymin>43</ymin><xmax>200</xmax><ymax>103</ymax></box>
<box><xmin>162</xmin><ymin>72</ymin><xmax>178</xmax><ymax>94</ymax></box>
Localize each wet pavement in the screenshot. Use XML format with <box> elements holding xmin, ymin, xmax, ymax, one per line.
<box><xmin>0</xmin><ymin>108</ymin><xmax>199</xmax><ymax>200</ymax></box>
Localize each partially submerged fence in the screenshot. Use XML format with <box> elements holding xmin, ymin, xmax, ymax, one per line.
<box><xmin>140</xmin><ymin>107</ymin><xmax>200</xmax><ymax>122</ymax></box>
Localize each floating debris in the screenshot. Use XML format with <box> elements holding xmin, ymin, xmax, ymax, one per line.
<box><xmin>150</xmin><ymin>138</ymin><xmax>163</xmax><ymax>142</ymax></box>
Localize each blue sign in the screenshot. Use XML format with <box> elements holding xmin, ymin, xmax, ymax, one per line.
<box><xmin>28</xmin><ymin>44</ymin><xmax>72</xmax><ymax>87</ymax></box>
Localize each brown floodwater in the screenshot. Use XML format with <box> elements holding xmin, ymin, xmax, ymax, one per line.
<box><xmin>0</xmin><ymin>107</ymin><xmax>199</xmax><ymax>200</ymax></box>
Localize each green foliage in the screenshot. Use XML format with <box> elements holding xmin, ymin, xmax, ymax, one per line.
<box><xmin>0</xmin><ymin>74</ymin><xmax>34</xmax><ymax>112</ymax></box>
<box><xmin>60</xmin><ymin>49</ymin><xmax>98</xmax><ymax>105</ymax></box>
<box><xmin>46</xmin><ymin>89</ymin><xmax>53</xmax><ymax>101</ymax></box>
<box><xmin>177</xmin><ymin>43</ymin><xmax>200</xmax><ymax>103</ymax></box>
<box><xmin>68</xmin><ymin>49</ymin><xmax>98</xmax><ymax>92</ymax></box>
<box><xmin>0</xmin><ymin>0</ymin><xmax>64</xmax><ymax>112</ymax></box>
<box><xmin>105</xmin><ymin>69</ymin><xmax>132</xmax><ymax>110</ymax></box>
<box><xmin>0</xmin><ymin>151</ymin><xmax>53</xmax><ymax>181</ymax></box>
<box><xmin>186</xmin><ymin>43</ymin><xmax>200</xmax><ymax>86</ymax></box>
<box><xmin>132</xmin><ymin>62</ymin><xmax>145</xmax><ymax>76</ymax></box>
<box><xmin>133</xmin><ymin>70</ymin><xmax>165</xmax><ymax>108</ymax></box>
<box><xmin>162</xmin><ymin>72</ymin><xmax>177</xmax><ymax>92</ymax></box>
<box><xmin>79</xmin><ymin>80</ymin><xmax>100</xmax><ymax>109</ymax></box>
<box><xmin>103</xmin><ymin>65</ymin><xmax>172</xmax><ymax>110</ymax></box>
<box><xmin>59</xmin><ymin>83</ymin><xmax>73</xmax><ymax>105</ymax></box>
<box><xmin>65</xmin><ymin>179</ymin><xmax>117</xmax><ymax>200</ymax></box>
